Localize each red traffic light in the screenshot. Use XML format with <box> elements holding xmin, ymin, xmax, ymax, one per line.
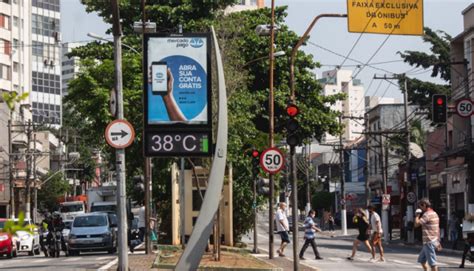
<box><xmin>252</xmin><ymin>150</ymin><xmax>260</xmax><ymax>158</ymax></box>
<box><xmin>436</xmin><ymin>98</ymin><xmax>444</xmax><ymax>105</ymax></box>
<box><xmin>286</xmin><ymin>104</ymin><xmax>299</xmax><ymax>117</ymax></box>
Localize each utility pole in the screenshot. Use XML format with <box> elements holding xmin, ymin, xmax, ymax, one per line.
<box><xmin>33</xmin><ymin>134</ymin><xmax>37</xmax><ymax>223</ymax></box>
<box><xmin>372</xmin><ymin>74</ymin><xmax>411</xmax><ymax>242</ymax></box>
<box><xmin>402</xmin><ymin>76</ymin><xmax>413</xmax><ymax>244</ymax></box>
<box><xmin>338</xmin><ymin>115</ymin><xmax>347</xmax><ymax>236</ymax></box>
<box><xmin>111</xmin><ymin>1</ymin><xmax>128</xmax><ymax>269</ymax></box>
<box><xmin>305</xmin><ymin>144</ymin><xmax>311</xmax><ymax>215</ymax></box>
<box><xmin>268</xmin><ymin>0</ymin><xmax>276</xmax><ymax>260</ymax></box>
<box><xmin>25</xmin><ymin>120</ymin><xmax>32</xmax><ymax>220</ymax></box>
<box><xmin>8</xmin><ymin>119</ymin><xmax>14</xmax><ymax>218</ymax></box>
<box><xmin>464</xmin><ymin>60</ymin><xmax>474</xmax><ymax>215</ymax></box>
<box><xmin>140</xmin><ymin>0</ymin><xmax>152</xmax><ymax>255</ymax></box>
<box><xmin>364</xmin><ymin>113</ymin><xmax>370</xmax><ymax>207</ymax></box>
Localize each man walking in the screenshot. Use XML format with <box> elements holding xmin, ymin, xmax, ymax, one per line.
<box><xmin>299</xmin><ymin>210</ymin><xmax>323</xmax><ymax>260</ymax></box>
<box><xmin>275</xmin><ymin>202</ymin><xmax>290</xmax><ymax>257</ymax></box>
<box><xmin>415</xmin><ymin>198</ymin><xmax>441</xmax><ymax>271</ymax></box>
<box><xmin>368</xmin><ymin>205</ymin><xmax>385</xmax><ymax>262</ymax></box>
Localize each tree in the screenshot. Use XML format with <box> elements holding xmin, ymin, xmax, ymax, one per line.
<box><xmin>397</xmin><ymin>27</ymin><xmax>451</xmax><ymax>108</ymax></box>
<box><xmin>65</xmin><ymin>2</ymin><xmax>344</xmax><ymax>242</ymax></box>
<box><xmin>37</xmin><ymin>171</ymin><xmax>70</xmax><ymax>212</ymax></box>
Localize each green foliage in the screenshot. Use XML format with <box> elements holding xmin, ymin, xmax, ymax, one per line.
<box><xmin>67</xmin><ymin>2</ymin><xmax>344</xmax><ymax>243</ymax></box>
<box><xmin>397</xmin><ymin>27</ymin><xmax>452</xmax><ymax>108</ymax></box>
<box><xmin>1</xmin><ymin>91</ymin><xmax>29</xmax><ymax>112</ymax></box>
<box><xmin>311</xmin><ymin>191</ymin><xmax>333</xmax><ymax>211</ymax></box>
<box><xmin>37</xmin><ymin>171</ymin><xmax>70</xmax><ymax>212</ymax></box>
<box><xmin>1</xmin><ymin>212</ymin><xmax>35</xmax><ymax>235</ymax></box>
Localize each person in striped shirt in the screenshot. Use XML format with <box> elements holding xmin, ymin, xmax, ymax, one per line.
<box><xmin>415</xmin><ymin>198</ymin><xmax>441</xmax><ymax>271</ymax></box>
<box><xmin>298</xmin><ymin>210</ymin><xmax>323</xmax><ymax>260</ymax></box>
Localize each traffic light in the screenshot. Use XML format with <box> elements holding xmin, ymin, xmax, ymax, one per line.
<box><xmin>432</xmin><ymin>94</ymin><xmax>447</xmax><ymax>123</ymax></box>
<box><xmin>257</xmin><ymin>177</ymin><xmax>270</xmax><ymax>196</ymax></box>
<box><xmin>251</xmin><ymin>149</ymin><xmax>260</xmax><ymax>176</ymax></box>
<box><xmin>286</xmin><ymin>103</ymin><xmax>301</xmax><ymax>147</ymax></box>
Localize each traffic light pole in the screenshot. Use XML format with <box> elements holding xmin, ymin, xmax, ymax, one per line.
<box><xmin>253</xmin><ymin>175</ymin><xmax>259</xmax><ymax>254</ymax></box>
<box><xmin>290</xmin><ymin>145</ymin><xmax>299</xmax><ymax>270</ymax></box>
<box><xmin>338</xmin><ymin>116</ymin><xmax>347</xmax><ymax>236</ymax></box>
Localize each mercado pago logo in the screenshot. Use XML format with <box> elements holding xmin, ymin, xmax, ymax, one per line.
<box><xmin>167</xmin><ymin>37</ymin><xmax>204</xmax><ymax>49</ymax></box>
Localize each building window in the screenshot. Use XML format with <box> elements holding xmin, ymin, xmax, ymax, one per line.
<box><xmin>13</xmin><ymin>62</ymin><xmax>19</xmax><ymax>72</ymax></box>
<box><xmin>13</xmin><ymin>16</ymin><xmax>18</xmax><ymax>27</ymax></box>
<box><xmin>32</xmin><ymin>41</ymin><xmax>44</xmax><ymax>56</ymax></box>
<box><xmin>0</xmin><ymin>64</ymin><xmax>11</xmax><ymax>80</ymax></box>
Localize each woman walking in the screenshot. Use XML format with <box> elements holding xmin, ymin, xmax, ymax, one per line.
<box><xmin>299</xmin><ymin>210</ymin><xmax>323</xmax><ymax>260</ymax></box>
<box><xmin>347</xmin><ymin>208</ymin><xmax>375</xmax><ymax>261</ymax></box>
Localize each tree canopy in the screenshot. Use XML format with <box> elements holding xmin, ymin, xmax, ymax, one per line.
<box><xmin>64</xmin><ymin>2</ymin><xmax>344</xmax><ymax>241</ymax></box>
<box><xmin>397</xmin><ymin>27</ymin><xmax>451</xmax><ymax>108</ymax></box>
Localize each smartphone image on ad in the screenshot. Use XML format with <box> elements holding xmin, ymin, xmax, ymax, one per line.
<box><xmin>151</xmin><ymin>61</ymin><xmax>167</xmax><ymax>94</ymax></box>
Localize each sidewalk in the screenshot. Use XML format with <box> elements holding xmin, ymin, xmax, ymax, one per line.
<box><xmin>105</xmin><ymin>244</ymin><xmax>320</xmax><ymax>270</ymax></box>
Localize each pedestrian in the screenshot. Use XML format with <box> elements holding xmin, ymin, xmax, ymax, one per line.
<box><xmin>275</xmin><ymin>202</ymin><xmax>290</xmax><ymax>257</ymax></box>
<box><xmin>138</xmin><ymin>204</ymin><xmax>146</xmax><ymax>242</ymax></box>
<box><xmin>299</xmin><ymin>210</ymin><xmax>323</xmax><ymax>260</ymax></box>
<box><xmin>328</xmin><ymin>213</ymin><xmax>335</xmax><ymax>232</ymax></box>
<box><xmin>368</xmin><ymin>205</ymin><xmax>385</xmax><ymax>262</ymax></box>
<box><xmin>347</xmin><ymin>208</ymin><xmax>374</xmax><ymax>261</ymax></box>
<box><xmin>459</xmin><ymin>232</ymin><xmax>474</xmax><ymax>268</ymax></box>
<box><xmin>449</xmin><ymin>213</ymin><xmax>458</xmax><ymax>244</ymax></box>
<box><xmin>415</xmin><ymin>198</ymin><xmax>441</xmax><ymax>271</ymax></box>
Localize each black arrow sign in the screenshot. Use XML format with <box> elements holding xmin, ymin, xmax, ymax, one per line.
<box><xmin>111</xmin><ymin>130</ymin><xmax>128</xmax><ymax>138</ymax></box>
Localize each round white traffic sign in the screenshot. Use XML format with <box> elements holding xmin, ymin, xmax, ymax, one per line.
<box><xmin>260</xmin><ymin>147</ymin><xmax>285</xmax><ymax>174</ymax></box>
<box><xmin>105</xmin><ymin>119</ymin><xmax>135</xmax><ymax>149</ymax></box>
<box><xmin>456</xmin><ymin>98</ymin><xmax>473</xmax><ymax>118</ymax></box>
<box><xmin>407</xmin><ymin>191</ymin><xmax>417</xmax><ymax>204</ymax></box>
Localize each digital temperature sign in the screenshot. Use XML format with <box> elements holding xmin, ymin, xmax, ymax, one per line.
<box><xmin>145</xmin><ymin>131</ymin><xmax>211</xmax><ymax>157</ymax></box>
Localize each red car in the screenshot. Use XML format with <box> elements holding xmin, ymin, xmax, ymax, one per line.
<box><xmin>0</xmin><ymin>219</ymin><xmax>18</xmax><ymax>259</ymax></box>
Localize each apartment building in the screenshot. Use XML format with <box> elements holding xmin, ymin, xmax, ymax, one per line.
<box><xmin>30</xmin><ymin>0</ymin><xmax>61</xmax><ymax>125</ymax></box>
<box><xmin>319</xmin><ymin>69</ymin><xmax>365</xmax><ymax>143</ymax></box>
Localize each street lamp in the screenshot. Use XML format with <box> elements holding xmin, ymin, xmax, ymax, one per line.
<box><xmin>241</xmin><ymin>51</ymin><xmax>285</xmax><ymax>68</ymax></box>
<box><xmin>288</xmin><ymin>13</ymin><xmax>348</xmax><ymax>240</ymax></box>
<box><xmin>87</xmin><ymin>32</ymin><xmax>140</xmax><ymax>55</ymax></box>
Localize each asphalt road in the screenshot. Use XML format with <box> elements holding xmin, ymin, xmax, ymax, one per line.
<box><xmin>244</xmin><ymin>210</ymin><xmax>473</xmax><ymax>271</ymax></box>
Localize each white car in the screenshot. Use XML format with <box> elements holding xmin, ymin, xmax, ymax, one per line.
<box><xmin>14</xmin><ymin>219</ymin><xmax>41</xmax><ymax>256</ymax></box>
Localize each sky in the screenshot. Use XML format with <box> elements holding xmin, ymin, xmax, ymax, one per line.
<box><xmin>61</xmin><ymin>0</ymin><xmax>473</xmax><ymax>101</ymax></box>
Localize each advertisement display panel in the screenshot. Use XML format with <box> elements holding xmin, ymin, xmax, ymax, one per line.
<box><xmin>144</xmin><ymin>33</ymin><xmax>212</xmax><ymax>157</ymax></box>
<box><xmin>146</xmin><ymin>34</ymin><xmax>210</xmax><ymax>125</ymax></box>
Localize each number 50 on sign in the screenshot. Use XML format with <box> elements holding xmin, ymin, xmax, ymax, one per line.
<box><xmin>260</xmin><ymin>147</ymin><xmax>285</xmax><ymax>174</ymax></box>
<box><xmin>456</xmin><ymin>99</ymin><xmax>474</xmax><ymax>118</ymax></box>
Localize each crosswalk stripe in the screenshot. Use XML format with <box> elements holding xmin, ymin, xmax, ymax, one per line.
<box><xmin>63</xmin><ymin>257</ymin><xmax>82</xmax><ymax>262</ymax></box>
<box><xmin>31</xmin><ymin>259</ymin><xmax>50</xmax><ymax>263</ymax></box>
<box><xmin>392</xmin><ymin>259</ymin><xmax>412</xmax><ymax>265</ymax></box>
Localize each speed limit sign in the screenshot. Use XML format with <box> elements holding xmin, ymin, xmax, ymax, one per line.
<box><xmin>456</xmin><ymin>98</ymin><xmax>474</xmax><ymax>118</ymax></box>
<box><xmin>260</xmin><ymin>147</ymin><xmax>285</xmax><ymax>174</ymax></box>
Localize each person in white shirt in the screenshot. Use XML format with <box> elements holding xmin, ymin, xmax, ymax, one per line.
<box><xmin>368</xmin><ymin>205</ymin><xmax>385</xmax><ymax>262</ymax></box>
<box><xmin>275</xmin><ymin>202</ymin><xmax>290</xmax><ymax>257</ymax></box>
<box><xmin>138</xmin><ymin>205</ymin><xmax>146</xmax><ymax>242</ymax></box>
